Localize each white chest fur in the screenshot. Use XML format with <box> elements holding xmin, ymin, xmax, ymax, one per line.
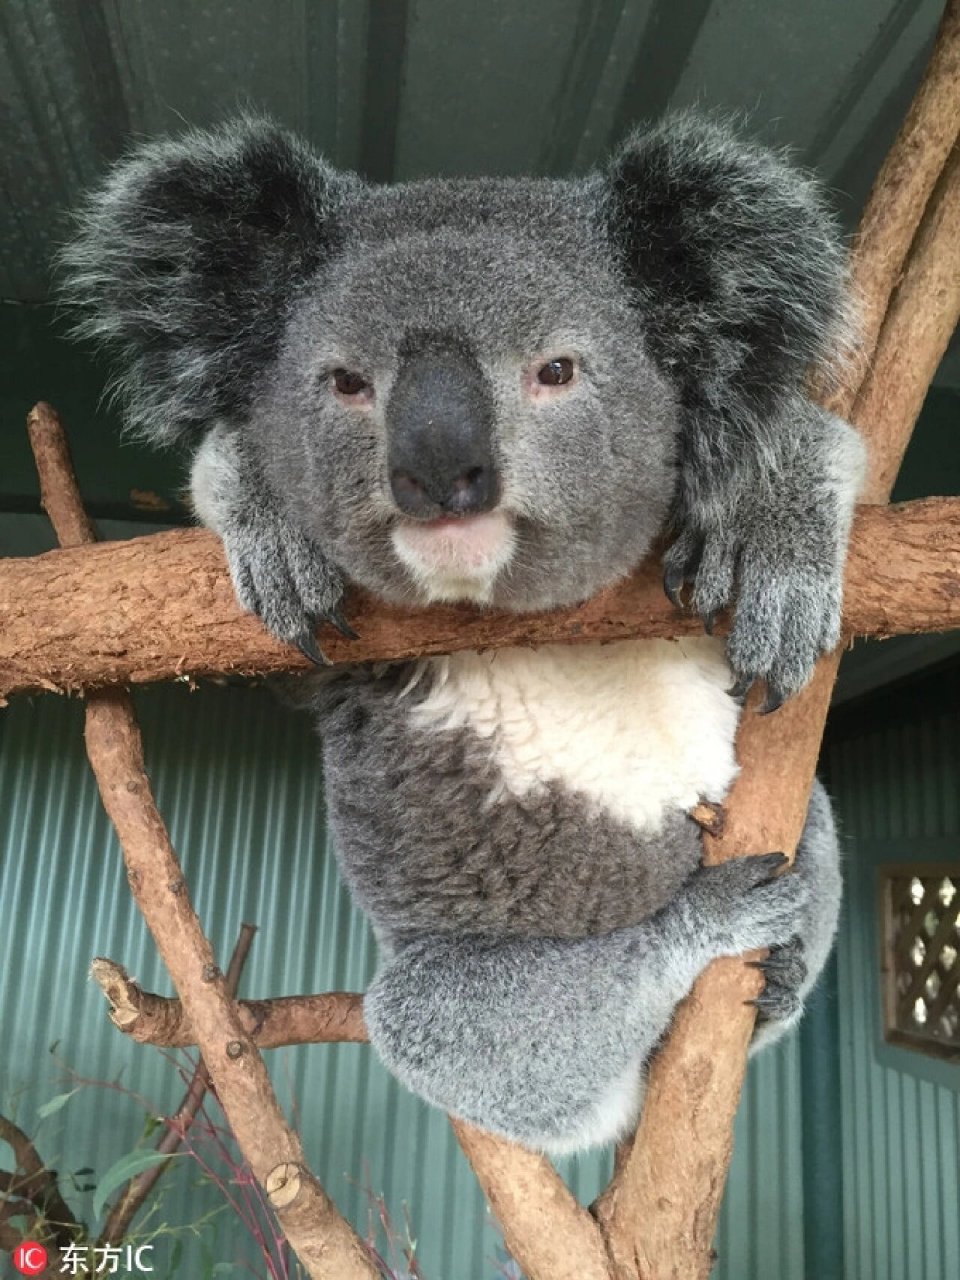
<box><xmin>408</xmin><ymin>637</ymin><xmax>740</xmax><ymax>833</ymax></box>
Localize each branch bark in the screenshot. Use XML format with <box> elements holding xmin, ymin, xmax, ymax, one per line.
<box><xmin>2</xmin><ymin>498</ymin><xmax>959</xmax><ymax>702</ymax></box>
<box><xmin>596</xmin><ymin>5</ymin><xmax>960</xmax><ymax>1273</ymax></box>
<box><xmin>97</xmin><ymin>923</ymin><xmax>257</xmax><ymax>1246</ymax></box>
<box><xmin>26</xmin><ymin>404</ymin><xmax>380</xmax><ymax>1280</ymax></box>
<box><xmin>0</xmin><ymin>1115</ymin><xmax>80</xmax><ymax>1248</ymax></box>
<box><xmin>90</xmin><ymin>957</ymin><xmax>367</xmax><ymax>1049</ymax></box>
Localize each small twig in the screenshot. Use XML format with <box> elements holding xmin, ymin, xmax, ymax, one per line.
<box><xmin>97</xmin><ymin>923</ymin><xmax>257</xmax><ymax>1245</ymax></box>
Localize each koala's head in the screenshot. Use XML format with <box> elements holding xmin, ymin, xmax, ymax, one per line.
<box><xmin>64</xmin><ymin>116</ymin><xmax>848</xmax><ymax>612</ymax></box>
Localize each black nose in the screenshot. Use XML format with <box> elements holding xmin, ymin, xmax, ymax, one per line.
<box><xmin>390</xmin><ymin>464</ymin><xmax>494</xmax><ymax>517</ymax></box>
<box><xmin>387</xmin><ymin>338</ymin><xmax>500</xmax><ymax>519</ymax></box>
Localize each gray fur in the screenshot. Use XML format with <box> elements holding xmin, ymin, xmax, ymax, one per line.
<box><xmin>63</xmin><ymin>113</ymin><xmax>854</xmax><ymax>1152</ymax></box>
<box><xmin>365</xmin><ymin>848</ymin><xmax>810</xmax><ymax>1152</ymax></box>
<box><xmin>751</xmin><ymin>779</ymin><xmax>842</xmax><ymax>1050</ymax></box>
<box><xmin>309</xmin><ymin>664</ymin><xmax>705</xmax><ymax>945</ymax></box>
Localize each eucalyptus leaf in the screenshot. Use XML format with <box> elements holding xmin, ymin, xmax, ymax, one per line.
<box><xmin>37</xmin><ymin>1089</ymin><xmax>79</xmax><ymax>1118</ymax></box>
<box><xmin>93</xmin><ymin>1150</ymin><xmax>174</xmax><ymax>1220</ymax></box>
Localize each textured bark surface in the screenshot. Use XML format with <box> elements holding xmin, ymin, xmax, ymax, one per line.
<box><xmin>451</xmin><ymin>1120</ymin><xmax>616</xmax><ymax>1280</ymax></box>
<box><xmin>91</xmin><ymin>957</ymin><xmax>367</xmax><ymax>1048</ymax></box>
<box><xmin>27</xmin><ymin>404</ymin><xmax>379</xmax><ymax>1280</ymax></box>
<box><xmin>597</xmin><ymin>3</ymin><xmax>960</xmax><ymax>1271</ymax></box>
<box><xmin>2</xmin><ymin>499</ymin><xmax>959</xmax><ymax>701</ymax></box>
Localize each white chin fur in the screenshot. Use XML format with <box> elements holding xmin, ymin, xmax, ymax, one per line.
<box><xmin>391</xmin><ymin>511</ymin><xmax>515</xmax><ymax>604</ymax></box>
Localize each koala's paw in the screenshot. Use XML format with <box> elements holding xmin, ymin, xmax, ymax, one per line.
<box><xmin>750</xmin><ymin>937</ymin><xmax>808</xmax><ymax>1022</ymax></box>
<box><xmin>680</xmin><ymin>853</ymin><xmax>810</xmax><ymax>957</ymax></box>
<box><xmin>663</xmin><ymin>528</ymin><xmax>842</xmax><ymax>708</ymax></box>
<box><xmin>224</xmin><ymin>518</ymin><xmax>356</xmax><ymax>664</ymax></box>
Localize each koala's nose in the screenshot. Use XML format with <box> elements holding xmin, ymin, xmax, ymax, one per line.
<box><xmin>390</xmin><ymin>463</ymin><xmax>495</xmax><ymax>517</ymax></box>
<box><xmin>387</xmin><ymin>341</ymin><xmax>500</xmax><ymax>519</ymax></box>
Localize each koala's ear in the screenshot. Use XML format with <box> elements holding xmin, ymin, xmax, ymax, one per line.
<box><xmin>62</xmin><ymin>117</ymin><xmax>358</xmax><ymax>444</ymax></box>
<box><xmin>602</xmin><ymin>114</ymin><xmax>852</xmax><ymax>419</ymax></box>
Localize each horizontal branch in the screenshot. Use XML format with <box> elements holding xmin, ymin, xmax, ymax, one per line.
<box><xmin>90</xmin><ymin>958</ymin><xmax>367</xmax><ymax>1048</ymax></box>
<box><xmin>2</xmin><ymin>498</ymin><xmax>958</xmax><ymax>701</ymax></box>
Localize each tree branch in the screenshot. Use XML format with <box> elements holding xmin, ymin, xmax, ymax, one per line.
<box><xmin>90</xmin><ymin>957</ymin><xmax>367</xmax><ymax>1049</ymax></box>
<box><xmin>97</xmin><ymin>923</ymin><xmax>257</xmax><ymax>1246</ymax></box>
<box><xmin>0</xmin><ymin>1115</ymin><xmax>80</xmax><ymax>1248</ymax></box>
<box><xmin>1</xmin><ymin>497</ymin><xmax>959</xmax><ymax>703</ymax></box>
<box><xmin>26</xmin><ymin>404</ymin><xmax>380</xmax><ymax>1280</ymax></box>
<box><xmin>596</xmin><ymin>4</ymin><xmax>960</xmax><ymax>1272</ymax></box>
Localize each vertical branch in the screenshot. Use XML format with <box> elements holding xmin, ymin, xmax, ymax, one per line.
<box><xmin>26</xmin><ymin>404</ymin><xmax>379</xmax><ymax>1280</ymax></box>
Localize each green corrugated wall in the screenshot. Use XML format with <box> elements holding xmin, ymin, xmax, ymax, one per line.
<box><xmin>824</xmin><ymin>664</ymin><xmax>960</xmax><ymax>1280</ymax></box>
<box><xmin>0</xmin><ymin>677</ymin><xmax>816</xmax><ymax>1279</ymax></box>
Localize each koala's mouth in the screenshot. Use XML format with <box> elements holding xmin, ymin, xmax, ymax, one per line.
<box><xmin>390</xmin><ymin>511</ymin><xmax>516</xmax><ymax>605</ymax></box>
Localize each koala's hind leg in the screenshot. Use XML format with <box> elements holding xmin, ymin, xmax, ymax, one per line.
<box><xmin>751</xmin><ymin>779</ymin><xmax>842</xmax><ymax>1050</ymax></box>
<box><xmin>365</xmin><ymin>852</ymin><xmax>809</xmax><ymax>1154</ymax></box>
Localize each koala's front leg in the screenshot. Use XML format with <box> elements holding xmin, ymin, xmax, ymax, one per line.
<box><xmin>365</xmin><ymin>852</ymin><xmax>808</xmax><ymax>1153</ymax></box>
<box><xmin>191</xmin><ymin>427</ymin><xmax>355</xmax><ymax>663</ymax></box>
<box><xmin>664</xmin><ymin>399</ymin><xmax>865</xmax><ymax>706</ymax></box>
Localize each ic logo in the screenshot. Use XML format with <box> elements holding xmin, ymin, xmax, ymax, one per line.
<box><xmin>13</xmin><ymin>1242</ymin><xmax>49</xmax><ymax>1276</ymax></box>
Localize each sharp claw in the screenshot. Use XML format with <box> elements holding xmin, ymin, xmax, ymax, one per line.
<box><xmin>727</xmin><ymin>675</ymin><xmax>753</xmax><ymax>700</ymax></box>
<box><xmin>295</xmin><ymin>631</ymin><xmax>331</xmax><ymax>667</ymax></box>
<box><xmin>703</xmin><ymin>611</ymin><xmax>718</xmax><ymax>636</ymax></box>
<box><xmin>760</xmin><ymin>687</ymin><xmax>785</xmax><ymax>716</ymax></box>
<box><xmin>663</xmin><ymin>566</ymin><xmax>686</xmax><ymax>609</ymax></box>
<box><xmin>322</xmin><ymin>603</ymin><xmax>359</xmax><ymax>641</ymax></box>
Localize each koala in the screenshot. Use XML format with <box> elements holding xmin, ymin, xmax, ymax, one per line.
<box><xmin>63</xmin><ymin>114</ymin><xmax>861</xmax><ymax>1154</ymax></box>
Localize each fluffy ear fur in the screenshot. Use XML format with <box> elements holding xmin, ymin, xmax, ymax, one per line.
<box><xmin>61</xmin><ymin>117</ymin><xmax>357</xmax><ymax>444</ymax></box>
<box><xmin>602</xmin><ymin>113</ymin><xmax>854</xmax><ymax>422</ymax></box>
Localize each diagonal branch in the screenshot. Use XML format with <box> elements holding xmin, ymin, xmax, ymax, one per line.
<box><xmin>27</xmin><ymin>404</ymin><xmax>380</xmax><ymax>1280</ymax></box>
<box><xmin>0</xmin><ymin>1116</ymin><xmax>80</xmax><ymax>1250</ymax></box>
<box><xmin>96</xmin><ymin>923</ymin><xmax>257</xmax><ymax>1246</ymax></box>
<box><xmin>596</xmin><ymin>4</ymin><xmax>960</xmax><ymax>1274</ymax></box>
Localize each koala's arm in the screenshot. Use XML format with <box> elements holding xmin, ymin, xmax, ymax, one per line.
<box><xmin>61</xmin><ymin>118</ymin><xmax>356</xmax><ymax>658</ymax></box>
<box><xmin>365</xmin><ymin>851</ymin><xmax>807</xmax><ymax>1153</ymax></box>
<box><xmin>606</xmin><ymin>116</ymin><xmax>865</xmax><ymax>702</ymax></box>
<box><xmin>191</xmin><ymin>428</ymin><xmax>352</xmax><ymax>659</ymax></box>
<box><xmin>669</xmin><ymin>399</ymin><xmax>865</xmax><ymax>703</ymax></box>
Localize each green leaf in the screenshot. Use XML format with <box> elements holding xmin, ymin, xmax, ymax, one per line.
<box><xmin>37</xmin><ymin>1089</ymin><xmax>79</xmax><ymax>1118</ymax></box>
<box><xmin>93</xmin><ymin>1151</ymin><xmax>175</xmax><ymax>1220</ymax></box>
<box><xmin>165</xmin><ymin>1239</ymin><xmax>183</xmax><ymax>1279</ymax></box>
<box><xmin>211</xmin><ymin>1266</ymin><xmax>234</xmax><ymax>1276</ymax></box>
<box><xmin>142</xmin><ymin>1115</ymin><xmax>163</xmax><ymax>1141</ymax></box>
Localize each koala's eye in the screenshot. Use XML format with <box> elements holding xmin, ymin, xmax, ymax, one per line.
<box><xmin>331</xmin><ymin>368</ymin><xmax>372</xmax><ymax>399</ymax></box>
<box><xmin>537</xmin><ymin>358</ymin><xmax>575</xmax><ymax>387</ymax></box>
